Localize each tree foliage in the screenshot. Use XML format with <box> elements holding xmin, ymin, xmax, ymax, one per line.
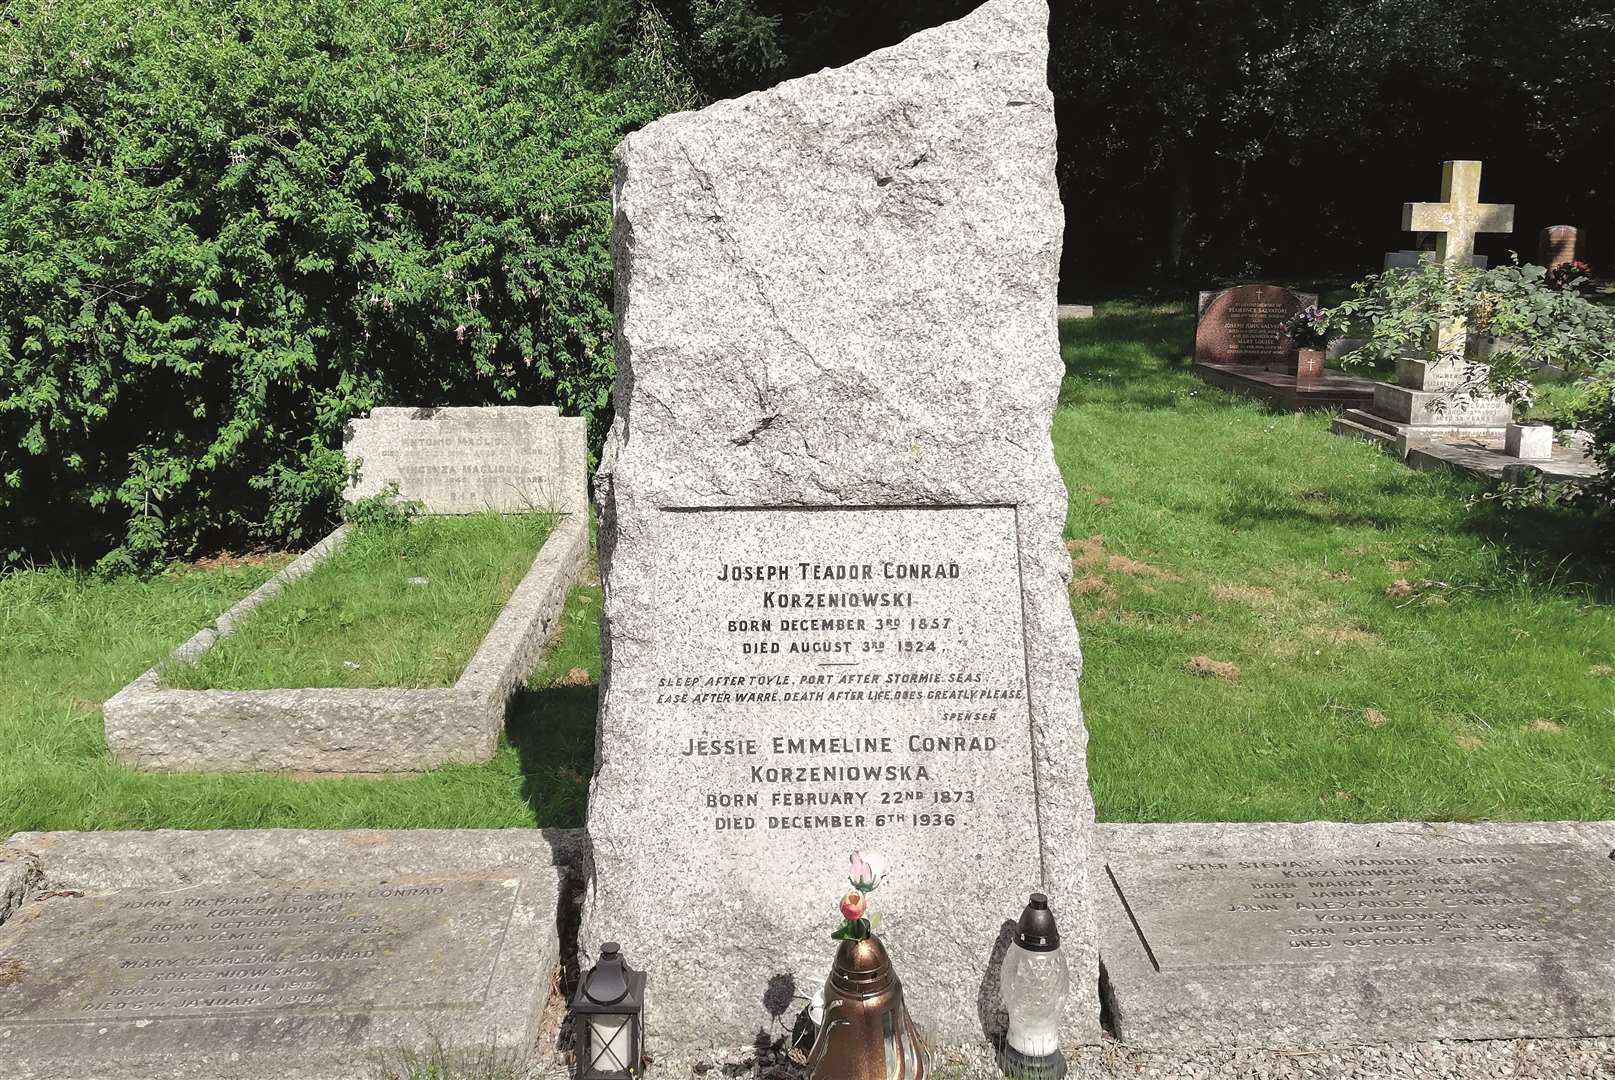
<box><xmin>622</xmin><ymin>0</ymin><xmax>1613</xmax><ymax>287</ymax></box>
<box><xmin>1</xmin><ymin>0</ymin><xmax>653</xmax><ymax>570</ymax></box>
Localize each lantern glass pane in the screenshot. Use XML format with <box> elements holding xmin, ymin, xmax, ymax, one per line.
<box><xmin>1001</xmin><ymin>942</ymin><xmax>1070</xmax><ymax>1057</ymax></box>
<box><xmin>588</xmin><ymin>1014</ymin><xmax>633</xmax><ymax>1074</ymax></box>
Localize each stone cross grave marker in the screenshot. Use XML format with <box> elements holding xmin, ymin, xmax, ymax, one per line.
<box><xmin>582</xmin><ymin>0</ymin><xmax>1095</xmax><ymax>1053</ymax></box>
<box><xmin>1401</xmin><ymin>160</ymin><xmax>1515</xmax><ymax>358</ymax></box>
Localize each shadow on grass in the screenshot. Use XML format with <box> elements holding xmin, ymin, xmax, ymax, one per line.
<box><xmin>1062</xmin><ymin>301</ymin><xmax>1615</xmax><ymax>600</ymax></box>
<box><xmin>1213</xmin><ymin>482</ymin><xmax>1432</xmax><ymax>534</ymax></box>
<box><xmin>1059</xmin><ymin>310</ymin><xmax>1200</xmax><ymax>412</ymax></box>
<box><xmin>507</xmin><ymin>683</ymin><xmax>596</xmax><ymax>829</ymax></box>
<box><xmin>1462</xmin><ymin>502</ymin><xmax>1615</xmax><ymax>601</ymax></box>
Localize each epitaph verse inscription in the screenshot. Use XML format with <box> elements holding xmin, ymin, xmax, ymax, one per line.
<box><xmin>0</xmin><ymin>879</ymin><xmax>517</xmax><ymax>1025</ymax></box>
<box><xmin>645</xmin><ymin>506</ymin><xmax>1036</xmax><ymax>854</ymax></box>
<box><xmin>1108</xmin><ymin>844</ymin><xmax>1614</xmax><ymax>971</ymax></box>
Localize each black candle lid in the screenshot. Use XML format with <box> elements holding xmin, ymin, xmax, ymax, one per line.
<box><xmin>584</xmin><ymin>942</ymin><xmax>630</xmax><ymax>1004</ymax></box>
<box><xmin>1015</xmin><ymin>893</ymin><xmax>1061</xmax><ymax>952</ymax></box>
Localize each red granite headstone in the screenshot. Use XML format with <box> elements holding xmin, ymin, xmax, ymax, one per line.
<box><xmin>1194</xmin><ymin>285</ymin><xmax>1316</xmax><ymax>371</ymax></box>
<box><xmin>1537</xmin><ymin>225</ymin><xmax>1582</xmax><ymax>268</ymax></box>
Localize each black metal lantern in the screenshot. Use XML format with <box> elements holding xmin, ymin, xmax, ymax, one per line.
<box><xmin>572</xmin><ymin>942</ymin><xmax>647</xmax><ymax>1079</ymax></box>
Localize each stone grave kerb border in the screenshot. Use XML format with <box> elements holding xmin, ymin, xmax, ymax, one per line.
<box><xmin>103</xmin><ymin>408</ymin><xmax>592</xmax><ymax>774</ymax></box>
<box><xmin>583</xmin><ymin>0</ymin><xmax>1097</xmax><ymax>1050</ymax></box>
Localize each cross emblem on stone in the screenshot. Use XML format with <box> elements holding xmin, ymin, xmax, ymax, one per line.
<box><xmin>1400</xmin><ymin>160</ymin><xmax>1515</xmax><ymax>359</ymax></box>
<box><xmin>1401</xmin><ymin>160</ymin><xmax>1515</xmax><ymax>268</ymax></box>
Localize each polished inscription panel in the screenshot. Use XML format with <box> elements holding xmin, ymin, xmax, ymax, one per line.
<box><xmin>635</xmin><ymin>505</ymin><xmax>1040</xmax><ymax>888</ymax></box>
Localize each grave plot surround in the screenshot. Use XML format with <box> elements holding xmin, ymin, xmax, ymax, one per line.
<box><xmin>583</xmin><ymin>0</ymin><xmax>1096</xmax><ymax>1051</ymax></box>
<box><xmin>104</xmin><ymin>405</ymin><xmax>591</xmax><ymax>773</ymax></box>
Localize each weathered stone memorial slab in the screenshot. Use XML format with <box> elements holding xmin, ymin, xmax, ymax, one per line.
<box><xmin>1194</xmin><ymin>285</ymin><xmax>1316</xmax><ymax>370</ymax></box>
<box><xmin>345</xmin><ymin>405</ymin><xmax>587</xmax><ymax>515</ymax></box>
<box><xmin>1097</xmin><ymin>822</ymin><xmax>1615</xmax><ymax>1048</ymax></box>
<box><xmin>0</xmin><ymin>830</ymin><xmax>563</xmax><ymax>1080</ymax></box>
<box><xmin>584</xmin><ymin>0</ymin><xmax>1095</xmax><ymax>1052</ymax></box>
<box><xmin>1538</xmin><ymin>224</ymin><xmax>1583</xmax><ymax>268</ymax></box>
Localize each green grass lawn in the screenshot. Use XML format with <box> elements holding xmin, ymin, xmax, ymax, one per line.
<box><xmin>1061</xmin><ymin>302</ymin><xmax>1614</xmax><ymax>822</ymax></box>
<box><xmin>1</xmin><ymin>301</ymin><xmax>1610</xmax><ymax>834</ymax></box>
<box><xmin>0</xmin><ymin>553</ymin><xmax>599</xmax><ymax>833</ymax></box>
<box><xmin>163</xmin><ymin>513</ymin><xmax>554</xmax><ymax>690</ymax></box>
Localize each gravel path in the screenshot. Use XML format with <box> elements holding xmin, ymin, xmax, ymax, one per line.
<box><xmin>619</xmin><ymin>1037</ymin><xmax>1615</xmax><ymax>1079</ymax></box>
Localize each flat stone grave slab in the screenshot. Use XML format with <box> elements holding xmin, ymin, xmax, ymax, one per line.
<box><xmin>1096</xmin><ymin>822</ymin><xmax>1615</xmax><ymax>1048</ymax></box>
<box><xmin>0</xmin><ymin>829</ymin><xmax>568</xmax><ymax>1080</ymax></box>
<box><xmin>1192</xmin><ymin>362</ymin><xmax>1377</xmax><ymax>412</ymax></box>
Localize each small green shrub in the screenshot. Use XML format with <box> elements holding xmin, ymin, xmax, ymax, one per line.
<box><xmin>1571</xmin><ymin>371</ymin><xmax>1615</xmax><ymax>512</ymax></box>
<box><xmin>1</xmin><ymin>0</ymin><xmax>654</xmax><ymax>571</ymax></box>
<box><xmin>1326</xmin><ymin>260</ymin><xmax>1615</xmax><ymax>387</ymax></box>
<box><xmin>1325</xmin><ymin>260</ymin><xmax>1615</xmax><ymax>519</ymax></box>
<box><xmin>342</xmin><ymin>483</ymin><xmax>424</xmax><ymax>534</ymax></box>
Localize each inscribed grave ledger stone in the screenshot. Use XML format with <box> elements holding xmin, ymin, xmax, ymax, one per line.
<box><xmin>581</xmin><ymin>0</ymin><xmax>1097</xmax><ymax>1052</ymax></box>
<box><xmin>0</xmin><ymin>831</ymin><xmax>560</xmax><ymax>1080</ymax></box>
<box><xmin>1097</xmin><ymin>824</ymin><xmax>1615</xmax><ymax>1047</ymax></box>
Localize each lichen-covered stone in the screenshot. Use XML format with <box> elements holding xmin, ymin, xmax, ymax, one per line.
<box><xmin>584</xmin><ymin>0</ymin><xmax>1095</xmax><ymax>1053</ymax></box>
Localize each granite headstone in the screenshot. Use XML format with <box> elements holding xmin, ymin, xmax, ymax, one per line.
<box><xmin>583</xmin><ymin>0</ymin><xmax>1096</xmax><ymax>1053</ymax></box>
<box><xmin>344</xmin><ymin>405</ymin><xmax>587</xmax><ymax>515</ymax></box>
<box><xmin>1538</xmin><ymin>225</ymin><xmax>1583</xmax><ymax>268</ymax></box>
<box><xmin>1194</xmin><ymin>285</ymin><xmax>1317</xmax><ymax>371</ymax></box>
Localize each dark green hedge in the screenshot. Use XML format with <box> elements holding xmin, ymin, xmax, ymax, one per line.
<box><xmin>1</xmin><ymin>0</ymin><xmax>651</xmax><ymax>570</ymax></box>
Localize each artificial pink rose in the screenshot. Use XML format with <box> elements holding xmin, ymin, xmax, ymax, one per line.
<box><xmin>848</xmin><ymin>851</ymin><xmax>886</xmax><ymax>892</ymax></box>
<box><xmin>840</xmin><ymin>891</ymin><xmax>867</xmax><ymax>921</ymax></box>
